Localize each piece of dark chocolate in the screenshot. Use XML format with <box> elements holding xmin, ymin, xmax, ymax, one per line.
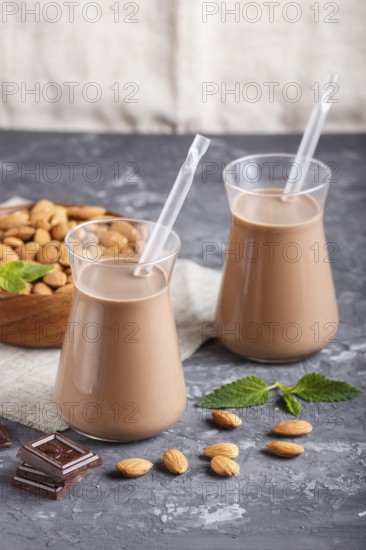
<box><xmin>11</xmin><ymin>475</ymin><xmax>73</xmax><ymax>501</ymax></box>
<box><xmin>16</xmin><ymin>433</ymin><xmax>102</xmax><ymax>482</ymax></box>
<box><xmin>0</xmin><ymin>424</ymin><xmax>11</xmax><ymax>450</ymax></box>
<box><xmin>16</xmin><ymin>463</ymin><xmax>90</xmax><ymax>487</ymax></box>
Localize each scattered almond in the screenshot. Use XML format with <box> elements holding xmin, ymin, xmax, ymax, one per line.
<box><xmin>163</xmin><ymin>449</ymin><xmax>189</xmax><ymax>474</ymax></box>
<box><xmin>77</xmin><ymin>206</ymin><xmax>107</xmax><ymax>220</ymax></box>
<box><xmin>266</xmin><ymin>442</ymin><xmax>304</xmax><ymax>458</ymax></box>
<box><xmin>37</xmin><ymin>242</ymin><xmax>60</xmax><ymax>264</ymax></box>
<box><xmin>100</xmin><ymin>230</ymin><xmax>128</xmax><ymax>250</ymax></box>
<box><xmin>43</xmin><ymin>270</ymin><xmax>67</xmax><ymax>288</ymax></box>
<box><xmin>203</xmin><ymin>442</ymin><xmax>239</xmax><ymax>459</ymax></box>
<box><xmin>115</xmin><ymin>458</ymin><xmax>153</xmax><ymax>478</ymax></box>
<box><xmin>211</xmin><ymin>456</ymin><xmax>239</xmax><ymax>477</ymax></box>
<box><xmin>212</xmin><ymin>410</ymin><xmax>242</xmax><ymax>429</ymax></box>
<box><xmin>272</xmin><ymin>420</ymin><xmax>313</xmax><ymax>437</ymax></box>
<box><xmin>19</xmin><ymin>241</ymin><xmax>40</xmax><ymax>261</ymax></box>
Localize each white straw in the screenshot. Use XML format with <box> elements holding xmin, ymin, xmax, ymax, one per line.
<box><xmin>135</xmin><ymin>134</ymin><xmax>210</xmax><ymax>274</ymax></box>
<box><xmin>284</xmin><ymin>72</ymin><xmax>339</xmax><ymax>195</ymax></box>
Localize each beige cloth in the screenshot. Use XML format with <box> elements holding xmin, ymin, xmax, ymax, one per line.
<box><xmin>0</xmin><ymin>0</ymin><xmax>364</xmax><ymax>133</ymax></box>
<box><xmin>0</xmin><ymin>197</ymin><xmax>221</xmax><ymax>432</ymax></box>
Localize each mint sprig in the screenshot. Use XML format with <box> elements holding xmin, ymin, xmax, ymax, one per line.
<box><xmin>0</xmin><ymin>261</ymin><xmax>54</xmax><ymax>293</ymax></box>
<box><xmin>196</xmin><ymin>373</ymin><xmax>362</xmax><ymax>416</ymax></box>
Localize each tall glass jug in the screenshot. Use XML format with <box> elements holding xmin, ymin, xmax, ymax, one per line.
<box><xmin>215</xmin><ymin>154</ymin><xmax>339</xmax><ymax>362</ymax></box>
<box><xmin>54</xmin><ymin>218</ymin><xmax>186</xmax><ymax>441</ymax></box>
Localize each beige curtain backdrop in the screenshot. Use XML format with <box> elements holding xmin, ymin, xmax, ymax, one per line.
<box><xmin>0</xmin><ymin>0</ymin><xmax>364</xmax><ymax>133</ymax></box>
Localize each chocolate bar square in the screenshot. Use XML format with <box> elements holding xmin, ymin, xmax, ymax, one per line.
<box><xmin>16</xmin><ymin>433</ymin><xmax>102</xmax><ymax>482</ymax></box>
<box><xmin>16</xmin><ymin>463</ymin><xmax>90</xmax><ymax>488</ymax></box>
<box><xmin>0</xmin><ymin>424</ymin><xmax>11</xmax><ymax>450</ymax></box>
<box><xmin>11</xmin><ymin>476</ymin><xmax>73</xmax><ymax>501</ymax></box>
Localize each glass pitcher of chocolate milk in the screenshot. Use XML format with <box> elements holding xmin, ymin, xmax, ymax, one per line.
<box><xmin>216</xmin><ymin>154</ymin><xmax>339</xmax><ymax>362</ymax></box>
<box><xmin>54</xmin><ymin>219</ymin><xmax>186</xmax><ymax>441</ymax></box>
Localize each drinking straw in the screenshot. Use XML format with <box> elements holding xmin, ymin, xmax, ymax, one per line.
<box><xmin>284</xmin><ymin>72</ymin><xmax>339</xmax><ymax>195</ymax></box>
<box><xmin>135</xmin><ymin>134</ymin><xmax>211</xmax><ymax>275</ymax></box>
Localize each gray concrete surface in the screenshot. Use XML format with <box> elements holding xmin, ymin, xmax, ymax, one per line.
<box><xmin>0</xmin><ymin>131</ymin><xmax>365</xmax><ymax>549</ymax></box>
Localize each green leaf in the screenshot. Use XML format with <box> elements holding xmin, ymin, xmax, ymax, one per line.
<box><xmin>281</xmin><ymin>393</ymin><xmax>302</xmax><ymax>416</ymax></box>
<box><xmin>290</xmin><ymin>373</ymin><xmax>362</xmax><ymax>402</ymax></box>
<box><xmin>196</xmin><ymin>376</ymin><xmax>268</xmax><ymax>409</ymax></box>
<box><xmin>18</xmin><ymin>262</ymin><xmax>54</xmax><ymax>282</ymax></box>
<box><xmin>0</xmin><ymin>261</ymin><xmax>25</xmax><ymax>275</ymax></box>
<box><xmin>0</xmin><ymin>274</ymin><xmax>26</xmax><ymax>293</ymax></box>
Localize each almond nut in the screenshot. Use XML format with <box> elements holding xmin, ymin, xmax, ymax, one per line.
<box><xmin>19</xmin><ymin>241</ymin><xmax>40</xmax><ymax>261</ymax></box>
<box><xmin>77</xmin><ymin>206</ymin><xmax>106</xmax><ymax>220</ymax></box>
<box><xmin>0</xmin><ymin>243</ymin><xmax>18</xmax><ymax>261</ymax></box>
<box><xmin>203</xmin><ymin>442</ymin><xmax>239</xmax><ymax>459</ymax></box>
<box><xmin>18</xmin><ymin>282</ymin><xmax>33</xmax><ymax>295</ymax></box>
<box><xmin>43</xmin><ymin>270</ymin><xmax>67</xmax><ymax>288</ymax></box>
<box><xmin>51</xmin><ymin>222</ymin><xmax>69</xmax><ymax>241</ymax></box>
<box><xmin>55</xmin><ymin>283</ymin><xmax>74</xmax><ymax>293</ymax></box>
<box><xmin>50</xmin><ymin>206</ymin><xmax>68</xmax><ymax>226</ymax></box>
<box><xmin>211</xmin><ymin>456</ymin><xmax>239</xmax><ymax>477</ymax></box>
<box><xmin>115</xmin><ymin>458</ymin><xmax>153</xmax><ymax>478</ymax></box>
<box><xmin>111</xmin><ymin>220</ymin><xmax>141</xmax><ymax>243</ymax></box>
<box><xmin>272</xmin><ymin>420</ymin><xmax>313</xmax><ymax>437</ymax></box>
<box><xmin>0</xmin><ymin>211</ymin><xmax>29</xmax><ymax>229</ymax></box>
<box><xmin>163</xmin><ymin>449</ymin><xmax>189</xmax><ymax>474</ymax></box>
<box><xmin>37</xmin><ymin>242</ymin><xmax>60</xmax><ymax>264</ymax></box>
<box><xmin>4</xmin><ymin>225</ymin><xmax>35</xmax><ymax>241</ymax></box>
<box><xmin>266</xmin><ymin>442</ymin><xmax>304</xmax><ymax>458</ymax></box>
<box><xmin>33</xmin><ymin>282</ymin><xmax>53</xmax><ymax>295</ymax></box>
<box><xmin>100</xmin><ymin>230</ymin><xmax>128</xmax><ymax>250</ymax></box>
<box><xmin>34</xmin><ymin>228</ymin><xmax>51</xmax><ymax>246</ymax></box>
<box><xmin>212</xmin><ymin>410</ymin><xmax>242</xmax><ymax>429</ymax></box>
<box><xmin>2</xmin><ymin>236</ymin><xmax>24</xmax><ymax>250</ymax></box>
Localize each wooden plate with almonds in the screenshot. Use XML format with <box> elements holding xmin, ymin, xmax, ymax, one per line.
<box><xmin>0</xmin><ymin>200</ymin><xmax>123</xmax><ymax>348</ymax></box>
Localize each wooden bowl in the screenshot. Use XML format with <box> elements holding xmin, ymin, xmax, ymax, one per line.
<box><xmin>0</xmin><ymin>202</ymin><xmax>122</xmax><ymax>348</ymax></box>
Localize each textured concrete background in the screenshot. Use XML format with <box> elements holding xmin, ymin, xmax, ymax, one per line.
<box><xmin>0</xmin><ymin>132</ymin><xmax>365</xmax><ymax>549</ymax></box>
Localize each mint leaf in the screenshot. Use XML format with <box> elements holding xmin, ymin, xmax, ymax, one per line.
<box><xmin>0</xmin><ymin>261</ymin><xmax>24</xmax><ymax>275</ymax></box>
<box><xmin>291</xmin><ymin>373</ymin><xmax>362</xmax><ymax>402</ymax></box>
<box><xmin>18</xmin><ymin>262</ymin><xmax>54</xmax><ymax>282</ymax></box>
<box><xmin>0</xmin><ymin>274</ymin><xmax>26</xmax><ymax>293</ymax></box>
<box><xmin>281</xmin><ymin>393</ymin><xmax>301</xmax><ymax>416</ymax></box>
<box><xmin>196</xmin><ymin>376</ymin><xmax>268</xmax><ymax>408</ymax></box>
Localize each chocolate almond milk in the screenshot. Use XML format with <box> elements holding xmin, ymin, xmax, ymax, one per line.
<box><xmin>54</xmin><ymin>261</ymin><xmax>186</xmax><ymax>441</ymax></box>
<box><xmin>216</xmin><ymin>189</ymin><xmax>339</xmax><ymax>361</ymax></box>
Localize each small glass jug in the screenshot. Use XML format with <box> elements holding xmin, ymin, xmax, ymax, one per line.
<box><xmin>54</xmin><ymin>218</ymin><xmax>186</xmax><ymax>441</ymax></box>
<box><xmin>215</xmin><ymin>154</ymin><xmax>339</xmax><ymax>362</ymax></box>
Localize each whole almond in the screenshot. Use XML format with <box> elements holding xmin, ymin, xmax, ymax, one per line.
<box><xmin>211</xmin><ymin>456</ymin><xmax>239</xmax><ymax>477</ymax></box>
<box><xmin>111</xmin><ymin>220</ymin><xmax>141</xmax><ymax>243</ymax></box>
<box><xmin>163</xmin><ymin>449</ymin><xmax>189</xmax><ymax>474</ymax></box>
<box><xmin>55</xmin><ymin>283</ymin><xmax>74</xmax><ymax>293</ymax></box>
<box><xmin>0</xmin><ymin>243</ymin><xmax>18</xmax><ymax>261</ymax></box>
<box><xmin>203</xmin><ymin>442</ymin><xmax>239</xmax><ymax>459</ymax></box>
<box><xmin>43</xmin><ymin>270</ymin><xmax>67</xmax><ymax>288</ymax></box>
<box><xmin>37</xmin><ymin>242</ymin><xmax>60</xmax><ymax>264</ymax></box>
<box><xmin>100</xmin><ymin>230</ymin><xmax>128</xmax><ymax>249</ymax></box>
<box><xmin>4</xmin><ymin>225</ymin><xmax>35</xmax><ymax>241</ymax></box>
<box><xmin>58</xmin><ymin>244</ymin><xmax>70</xmax><ymax>266</ymax></box>
<box><xmin>19</xmin><ymin>241</ymin><xmax>40</xmax><ymax>261</ymax></box>
<box><xmin>212</xmin><ymin>410</ymin><xmax>242</xmax><ymax>429</ymax></box>
<box><xmin>272</xmin><ymin>420</ymin><xmax>313</xmax><ymax>437</ymax></box>
<box><xmin>2</xmin><ymin>236</ymin><xmax>24</xmax><ymax>250</ymax></box>
<box><xmin>0</xmin><ymin>211</ymin><xmax>29</xmax><ymax>229</ymax></box>
<box><xmin>51</xmin><ymin>222</ymin><xmax>69</xmax><ymax>241</ymax></box>
<box><xmin>19</xmin><ymin>282</ymin><xmax>33</xmax><ymax>295</ymax></box>
<box><xmin>66</xmin><ymin>274</ymin><xmax>73</xmax><ymax>284</ymax></box>
<box><xmin>77</xmin><ymin>206</ymin><xmax>106</xmax><ymax>220</ymax></box>
<box><xmin>33</xmin><ymin>219</ymin><xmax>52</xmax><ymax>231</ymax></box>
<box><xmin>50</xmin><ymin>206</ymin><xmax>68</xmax><ymax>226</ymax></box>
<box><xmin>34</xmin><ymin>228</ymin><xmax>51</xmax><ymax>246</ymax></box>
<box><xmin>266</xmin><ymin>442</ymin><xmax>304</xmax><ymax>458</ymax></box>
<box><xmin>33</xmin><ymin>282</ymin><xmax>53</xmax><ymax>295</ymax></box>
<box><xmin>115</xmin><ymin>458</ymin><xmax>153</xmax><ymax>478</ymax></box>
